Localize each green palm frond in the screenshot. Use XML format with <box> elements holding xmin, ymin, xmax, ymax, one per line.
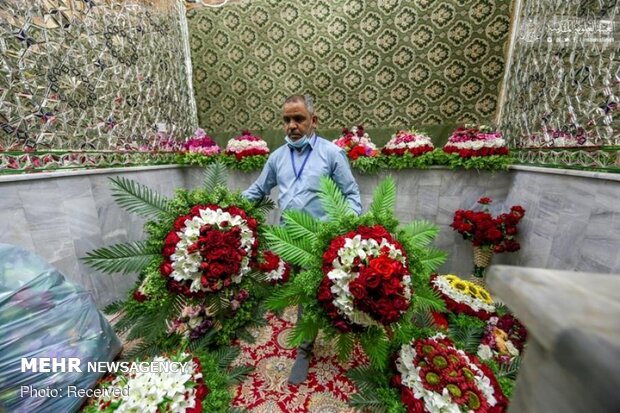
<box><xmin>213</xmin><ymin>346</ymin><xmax>241</xmax><ymax>370</ymax></box>
<box><xmin>265</xmin><ymin>285</ymin><xmax>303</xmax><ymax>311</ymax></box>
<box><xmin>287</xmin><ymin>316</ymin><xmax>320</xmax><ymax>348</ymax></box>
<box><xmin>336</xmin><ymin>332</ymin><xmax>356</xmax><ymax>361</ymax></box>
<box><xmin>369</xmin><ymin>176</ymin><xmax>397</xmax><ymax>219</ymax></box>
<box><xmin>109</xmin><ymin>176</ymin><xmax>174</xmax><ymax>219</ymax></box>
<box><xmin>347</xmin><ymin>365</ymin><xmax>382</xmax><ymax>393</ymax></box>
<box><xmin>226</xmin><ymin>365</ymin><xmax>253</xmax><ymax>385</ymax></box>
<box><xmin>83</xmin><ymin>241</ymin><xmax>158</xmax><ymax>275</ymax></box>
<box><xmin>448</xmin><ymin>322</ymin><xmax>484</xmax><ymax>353</ymax></box>
<box><xmin>414</xmin><ymin>308</ymin><xmax>437</xmax><ymax>329</ymax></box>
<box><xmin>318</xmin><ymin>176</ymin><xmax>355</xmax><ymax>221</ymax></box>
<box><xmin>412</xmin><ymin>285</ymin><xmax>446</xmax><ymax>313</ymax></box>
<box><xmin>348</xmin><ymin>392</ymin><xmax>387</xmax><ymax>413</ymax></box>
<box><xmin>203</xmin><ymin>161</ymin><xmax>228</xmax><ymax>192</ymax></box>
<box><xmin>252</xmin><ymin>196</ymin><xmax>275</xmax><ymax>217</ymax></box>
<box><xmin>264</xmin><ymin>226</ymin><xmax>315</xmax><ymax>266</ymax></box>
<box><xmin>360</xmin><ymin>326</ymin><xmax>390</xmax><ymax>370</ymax></box>
<box><xmin>401</xmin><ymin>220</ymin><xmax>439</xmax><ymax>247</ymax></box>
<box><xmin>122</xmin><ymin>341</ymin><xmax>163</xmax><ymax>360</ymax></box>
<box><xmin>282</xmin><ymin>209</ymin><xmax>320</xmax><ymax>241</ymax></box>
<box><xmin>102</xmin><ymin>300</ymin><xmax>125</xmax><ymax>315</ymax></box>
<box><xmin>418</xmin><ymin>247</ymin><xmax>448</xmax><ymax>273</ymax></box>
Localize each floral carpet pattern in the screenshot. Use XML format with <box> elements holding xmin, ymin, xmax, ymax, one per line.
<box><xmin>231</xmin><ymin>307</ymin><xmax>367</xmax><ymax>412</ymax></box>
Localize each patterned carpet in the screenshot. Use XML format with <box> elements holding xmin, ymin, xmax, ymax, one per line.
<box><xmin>231</xmin><ymin>307</ymin><xmax>367</xmax><ymax>413</ymax></box>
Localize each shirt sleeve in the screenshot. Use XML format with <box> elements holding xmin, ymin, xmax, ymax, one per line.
<box><xmin>242</xmin><ymin>156</ymin><xmax>277</xmax><ymax>201</ymax></box>
<box><xmin>331</xmin><ymin>149</ymin><xmax>362</xmax><ymax>215</ymax></box>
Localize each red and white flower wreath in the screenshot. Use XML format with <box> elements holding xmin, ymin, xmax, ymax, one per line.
<box><xmin>318</xmin><ymin>225</ymin><xmax>413</xmax><ymax>331</ymax></box>
<box><xmin>160</xmin><ymin>205</ymin><xmax>259</xmax><ymax>297</ymax></box>
<box><xmin>394</xmin><ymin>334</ymin><xmax>507</xmax><ymax>413</ymax></box>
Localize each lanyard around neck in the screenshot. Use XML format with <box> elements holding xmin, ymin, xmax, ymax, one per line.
<box><xmin>290</xmin><ymin>136</ymin><xmax>317</xmax><ymax>181</ymax></box>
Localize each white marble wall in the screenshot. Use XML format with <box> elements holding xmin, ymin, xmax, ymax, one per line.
<box><xmin>1</xmin><ymin>166</ymin><xmax>619</xmax><ymax>308</ymax></box>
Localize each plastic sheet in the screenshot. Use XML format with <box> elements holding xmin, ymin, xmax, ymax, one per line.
<box><xmin>0</xmin><ymin>244</ymin><xmax>121</xmax><ymax>413</ymax></box>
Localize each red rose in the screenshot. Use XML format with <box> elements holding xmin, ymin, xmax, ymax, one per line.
<box><xmin>173</xmin><ymin>215</ymin><xmax>190</xmax><ymax>231</ymax></box>
<box><xmin>358</xmin><ymin>267</ymin><xmax>381</xmax><ymax>289</ymax></box>
<box><xmin>133</xmin><ymin>290</ymin><xmax>148</xmax><ymax>302</ymax></box>
<box><xmin>164</xmin><ymin>231</ymin><xmax>180</xmax><ymax>246</ymax></box>
<box><xmin>317</xmin><ymin>281</ymin><xmax>333</xmax><ymax>302</ymax></box>
<box><xmin>486</xmin><ymin>228</ymin><xmax>503</xmax><ymax>243</ymax></box>
<box><xmin>195</xmin><ymin>383</ymin><xmax>209</xmax><ymax>400</ymax></box>
<box><xmin>369</xmin><ymin>255</ymin><xmax>398</xmax><ymax>278</ymax></box>
<box><xmin>349</xmin><ymin>280</ymin><xmax>367</xmax><ymax>300</ymax></box>
<box><xmin>349</xmin><ymin>145</ymin><xmax>367</xmax><ymax>160</ymax></box>
<box><xmin>382</xmin><ymin>276</ymin><xmax>403</xmax><ymax>296</ymax></box>
<box><xmin>478</xmin><ymin>197</ymin><xmax>492</xmax><ymax>205</ymax></box>
<box><xmin>160</xmin><ymin>261</ymin><xmax>173</xmax><ymax>276</ymax></box>
<box><xmin>392</xmin><ymin>296</ymin><xmax>409</xmax><ymax>311</ymax></box>
<box><xmin>333</xmin><ymin>320</ymin><xmax>351</xmax><ymax>332</ymax></box>
<box><xmin>431</xmin><ymin>311</ymin><xmax>449</xmax><ymax>329</ymax></box>
<box><xmin>162</xmin><ymin>245</ymin><xmax>176</xmax><ymax>257</ymax></box>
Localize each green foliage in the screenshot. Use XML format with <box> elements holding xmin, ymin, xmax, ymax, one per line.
<box><xmin>381</xmin><ymin>152</ymin><xmax>435</xmax><ymax>170</ymax></box>
<box><xmin>369</xmin><ymin>175</ymin><xmax>397</xmax><ymax>220</ymax></box>
<box><xmin>178</xmin><ymin>152</ymin><xmax>220</xmax><ymax>167</ymax></box>
<box><xmin>263</xmin><ymin>226</ymin><xmax>315</xmax><ymax>267</ymax></box>
<box><xmin>447</xmin><ymin>313</ymin><xmax>485</xmax><ymax>353</ymax></box>
<box><xmin>318</xmin><ymin>175</ymin><xmax>356</xmax><ymax>221</ymax></box>
<box><xmin>281</xmin><ymin>209</ymin><xmax>320</xmax><ymax>242</ymax></box>
<box><xmin>433</xmin><ymin>150</ymin><xmax>514</xmax><ymax>170</ymax></box>
<box><xmin>336</xmin><ymin>332</ymin><xmax>356</xmax><ymax>361</ymax></box>
<box><xmin>265</xmin><ymin>283</ymin><xmax>304</xmax><ymax>311</ymax></box>
<box><xmin>203</xmin><ymin>161</ymin><xmax>229</xmax><ymax>192</ymax></box>
<box><xmin>417</xmin><ymin>246</ymin><xmax>448</xmax><ymax>274</ymax></box>
<box><xmin>351</xmin><ymin>156</ymin><xmax>382</xmax><ymax>173</ymax></box>
<box><xmin>82</xmin><ymin>241</ymin><xmax>158</xmax><ymax>275</ymax></box>
<box><xmin>360</xmin><ymin>326</ymin><xmax>390</xmax><ymax>370</ymax></box>
<box><xmin>108</xmin><ymin>176</ymin><xmax>174</xmax><ymax>219</ymax></box>
<box><xmin>220</xmin><ymin>154</ymin><xmax>268</xmax><ymax>171</ymax></box>
<box><xmin>411</xmin><ymin>284</ymin><xmax>446</xmax><ymax>314</ymax></box>
<box><xmin>287</xmin><ymin>314</ymin><xmax>320</xmax><ymax>348</ymax></box>
<box><xmin>400</xmin><ymin>220</ymin><xmax>439</xmax><ymax>247</ymax></box>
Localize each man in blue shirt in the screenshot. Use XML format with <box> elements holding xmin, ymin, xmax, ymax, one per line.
<box><xmin>243</xmin><ymin>94</ymin><xmax>361</xmax><ymax>384</ymax></box>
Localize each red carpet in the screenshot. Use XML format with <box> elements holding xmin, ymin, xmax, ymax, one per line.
<box><xmin>232</xmin><ymin>307</ymin><xmax>367</xmax><ymax>412</ymax></box>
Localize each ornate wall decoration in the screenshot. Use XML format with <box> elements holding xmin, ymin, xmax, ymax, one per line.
<box><xmin>500</xmin><ymin>0</ymin><xmax>620</xmax><ymax>171</ymax></box>
<box><xmin>0</xmin><ymin>0</ymin><xmax>196</xmax><ymax>157</ymax></box>
<box><xmin>188</xmin><ymin>0</ymin><xmax>512</xmax><ymax>135</ymax></box>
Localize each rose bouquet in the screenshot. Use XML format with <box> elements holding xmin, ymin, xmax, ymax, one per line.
<box><xmin>437</xmin><ymin>124</ymin><xmax>513</xmax><ymax>170</ymax></box>
<box><xmin>178</xmin><ymin>128</ymin><xmax>221</xmax><ymax>166</ymax></box>
<box><xmin>264</xmin><ymin>176</ymin><xmax>446</xmax><ymax>368</ymax></box>
<box><xmin>83</xmin><ymin>348</ymin><xmax>249</xmax><ymax>413</ymax></box>
<box><xmin>392</xmin><ymin>334</ymin><xmax>508</xmax><ymax>413</ymax></box>
<box><xmin>222</xmin><ymin>130</ymin><xmax>269</xmax><ymax>171</ymax></box>
<box><xmin>381</xmin><ymin>129</ymin><xmax>436</xmax><ymax>169</ymax></box>
<box><xmin>477</xmin><ymin>314</ymin><xmax>527</xmax><ymax>365</ymax></box>
<box><xmin>333</xmin><ymin>125</ymin><xmax>380</xmax><ymax>172</ymax></box>
<box><xmin>84</xmin><ymin>163</ymin><xmax>275</xmax><ymax>354</ymax></box>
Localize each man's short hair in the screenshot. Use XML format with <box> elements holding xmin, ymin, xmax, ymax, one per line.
<box><xmin>284</xmin><ymin>94</ymin><xmax>315</xmax><ymax>115</ymax></box>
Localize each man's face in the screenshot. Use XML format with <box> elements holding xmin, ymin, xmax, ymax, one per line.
<box><xmin>282</xmin><ymin>101</ymin><xmax>317</xmax><ymax>141</ymax></box>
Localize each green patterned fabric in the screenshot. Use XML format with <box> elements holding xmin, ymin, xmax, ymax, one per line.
<box><xmin>188</xmin><ymin>0</ymin><xmax>512</xmax><ymax>146</ymax></box>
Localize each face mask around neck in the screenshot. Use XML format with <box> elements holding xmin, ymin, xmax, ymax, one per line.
<box><xmin>286</xmin><ymin>135</ymin><xmax>310</xmax><ymax>150</ymax></box>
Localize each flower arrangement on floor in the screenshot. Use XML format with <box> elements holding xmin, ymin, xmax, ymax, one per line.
<box><xmin>332</xmin><ymin>125</ymin><xmax>380</xmax><ymax>173</ymax></box>
<box><xmin>381</xmin><ymin>129</ymin><xmax>436</xmax><ymax>169</ymax></box>
<box><xmin>222</xmin><ymin>130</ymin><xmax>270</xmax><ymax>171</ymax></box>
<box><xmin>264</xmin><ymin>175</ymin><xmax>447</xmax><ymax>368</ymax></box>
<box><xmin>393</xmin><ymin>334</ymin><xmax>508</xmax><ymax>413</ymax></box>
<box><xmin>477</xmin><ymin>314</ymin><xmax>527</xmax><ymax>366</ymax></box>
<box><xmin>178</xmin><ymin>128</ymin><xmax>221</xmax><ymax>166</ymax></box>
<box><xmin>452</xmin><ymin>197</ymin><xmax>526</xmax><ymax>277</ymax></box>
<box><xmin>437</xmin><ymin>124</ymin><xmax>513</xmax><ymax>170</ymax></box>
<box><xmin>431</xmin><ymin>273</ymin><xmax>495</xmax><ymax>320</ymax></box>
<box><xmin>83</xmin><ymin>347</ymin><xmax>250</xmax><ymax>413</ymax></box>
<box><xmin>84</xmin><ymin>163</ymin><xmax>277</xmax><ymax>355</ymax></box>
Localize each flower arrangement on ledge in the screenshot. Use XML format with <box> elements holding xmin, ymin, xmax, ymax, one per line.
<box><xmin>436</xmin><ymin>124</ymin><xmax>513</xmax><ymax>170</ymax></box>
<box><xmin>333</xmin><ymin>125</ymin><xmax>380</xmax><ymax>173</ymax></box>
<box><xmin>381</xmin><ymin>128</ymin><xmax>436</xmax><ymax>169</ymax></box>
<box><xmin>222</xmin><ymin>130</ymin><xmax>270</xmax><ymax>171</ymax></box>
<box><xmin>83</xmin><ymin>347</ymin><xmax>250</xmax><ymax>413</ymax></box>
<box><xmin>451</xmin><ymin>197</ymin><xmax>525</xmax><ymax>277</ymax></box>
<box><xmin>178</xmin><ymin>128</ymin><xmax>221</xmax><ymax>166</ymax></box>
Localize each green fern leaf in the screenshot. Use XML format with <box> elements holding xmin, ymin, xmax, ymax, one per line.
<box><xmin>109</xmin><ymin>177</ymin><xmax>173</xmax><ymax>219</ymax></box>
<box><xmin>498</xmin><ymin>356</ymin><xmax>521</xmax><ymax>380</ymax></box>
<box><xmin>369</xmin><ymin>176</ymin><xmax>397</xmax><ymax>219</ymax></box>
<box><xmin>102</xmin><ymin>300</ymin><xmax>125</xmax><ymax>315</ymax></box>
<box><xmin>83</xmin><ymin>241</ymin><xmax>158</xmax><ymax>275</ymax></box>
<box><xmin>287</xmin><ymin>316</ymin><xmax>320</xmax><ymax>348</ymax></box>
<box><xmin>265</xmin><ymin>285</ymin><xmax>303</xmax><ymax>311</ymax></box>
<box><xmin>401</xmin><ymin>220</ymin><xmax>439</xmax><ymax>247</ymax></box>
<box><xmin>202</xmin><ymin>161</ymin><xmax>228</xmax><ymax>192</ymax></box>
<box><xmin>412</xmin><ymin>285</ymin><xmax>446</xmax><ymax>313</ymax></box>
<box><xmin>347</xmin><ymin>365</ymin><xmax>382</xmax><ymax>393</ymax></box>
<box><xmin>360</xmin><ymin>327</ymin><xmax>390</xmax><ymax>370</ymax></box>
<box><xmin>318</xmin><ymin>176</ymin><xmax>355</xmax><ymax>221</ymax></box>
<box><xmin>264</xmin><ymin>226</ymin><xmax>314</xmax><ymax>266</ymax></box>
<box><xmin>348</xmin><ymin>393</ymin><xmax>386</xmax><ymax>413</ymax></box>
<box><xmin>336</xmin><ymin>332</ymin><xmax>356</xmax><ymax>361</ymax></box>
<box><xmin>448</xmin><ymin>322</ymin><xmax>484</xmax><ymax>353</ymax></box>
<box><xmin>418</xmin><ymin>247</ymin><xmax>448</xmax><ymax>273</ymax></box>
<box><xmin>227</xmin><ymin>365</ymin><xmax>254</xmax><ymax>385</ymax></box>
<box><xmin>281</xmin><ymin>209</ymin><xmax>320</xmax><ymax>242</ymax></box>
<box><xmin>213</xmin><ymin>346</ymin><xmax>241</xmax><ymax>370</ymax></box>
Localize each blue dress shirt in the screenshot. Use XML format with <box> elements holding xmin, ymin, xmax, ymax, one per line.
<box><xmin>242</xmin><ymin>134</ymin><xmax>362</xmax><ymax>219</ymax></box>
